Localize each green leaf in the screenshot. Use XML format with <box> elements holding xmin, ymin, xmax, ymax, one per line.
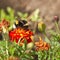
<box><xmin>30</xmin><ymin>9</ymin><xmax>40</xmax><ymax>21</ymax></box>
<box><xmin>22</xmin><ymin>39</ymin><xmax>27</xmax><ymax>50</ymax></box>
<box><xmin>9</xmin><ymin>45</ymin><xmax>16</xmax><ymax>56</ymax></box>
<box><xmin>7</xmin><ymin>7</ymin><xmax>15</xmax><ymax>21</ymax></box>
<box><xmin>27</xmin><ymin>42</ymin><xmax>34</xmax><ymax>50</ymax></box>
<box><xmin>45</xmin><ymin>36</ymin><xmax>50</xmax><ymax>43</ymax></box>
<box><xmin>17</xmin><ymin>12</ymin><xmax>28</xmax><ymax>20</ymax></box>
<box><xmin>0</xmin><ymin>9</ymin><xmax>6</xmax><ymax>20</ymax></box>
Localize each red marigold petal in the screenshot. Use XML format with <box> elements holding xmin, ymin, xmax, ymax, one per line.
<box><xmin>27</xmin><ymin>38</ymin><xmax>32</xmax><ymax>43</ymax></box>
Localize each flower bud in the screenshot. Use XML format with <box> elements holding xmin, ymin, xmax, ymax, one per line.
<box><xmin>38</xmin><ymin>22</ymin><xmax>46</xmax><ymax>33</ymax></box>
<box><xmin>54</xmin><ymin>15</ymin><xmax>59</xmax><ymax>23</ymax></box>
<box><xmin>27</xmin><ymin>42</ymin><xmax>34</xmax><ymax>49</ymax></box>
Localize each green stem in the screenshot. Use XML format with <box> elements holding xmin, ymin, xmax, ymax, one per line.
<box><xmin>6</xmin><ymin>40</ymin><xmax>9</xmax><ymax>60</ymax></box>
<box><xmin>55</xmin><ymin>21</ymin><xmax>60</xmax><ymax>33</ymax></box>
<box><xmin>33</xmin><ymin>21</ymin><xmax>38</xmax><ymax>34</ymax></box>
<box><xmin>52</xmin><ymin>51</ymin><xmax>55</xmax><ymax>60</ymax></box>
<box><xmin>2</xmin><ymin>30</ymin><xmax>9</xmax><ymax>60</ymax></box>
<box><xmin>48</xmin><ymin>49</ymin><xmax>51</xmax><ymax>60</ymax></box>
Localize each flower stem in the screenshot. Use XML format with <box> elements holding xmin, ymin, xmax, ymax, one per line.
<box><xmin>55</xmin><ymin>21</ymin><xmax>60</xmax><ymax>33</ymax></box>
<box><xmin>6</xmin><ymin>40</ymin><xmax>9</xmax><ymax>60</ymax></box>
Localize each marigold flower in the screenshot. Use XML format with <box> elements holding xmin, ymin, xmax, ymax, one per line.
<box><xmin>0</xmin><ymin>19</ymin><xmax>10</xmax><ymax>32</ymax></box>
<box><xmin>2</xmin><ymin>19</ymin><xmax>10</xmax><ymax>28</ymax></box>
<box><xmin>9</xmin><ymin>28</ymin><xmax>33</xmax><ymax>46</ymax></box>
<box><xmin>35</xmin><ymin>37</ymin><xmax>50</xmax><ymax>51</ymax></box>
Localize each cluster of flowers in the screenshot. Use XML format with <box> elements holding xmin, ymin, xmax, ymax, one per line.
<box><xmin>0</xmin><ymin>19</ymin><xmax>50</xmax><ymax>51</ymax></box>
<box><xmin>35</xmin><ymin>37</ymin><xmax>50</xmax><ymax>51</ymax></box>
<box><xmin>9</xmin><ymin>28</ymin><xmax>33</xmax><ymax>46</ymax></box>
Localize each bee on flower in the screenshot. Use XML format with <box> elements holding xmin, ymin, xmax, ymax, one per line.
<box><xmin>9</xmin><ymin>19</ymin><xmax>34</xmax><ymax>49</ymax></box>
<box><xmin>13</xmin><ymin>20</ymin><xmax>29</xmax><ymax>29</ymax></box>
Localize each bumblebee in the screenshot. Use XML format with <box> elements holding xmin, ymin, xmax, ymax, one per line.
<box><xmin>13</xmin><ymin>20</ymin><xmax>29</xmax><ymax>29</ymax></box>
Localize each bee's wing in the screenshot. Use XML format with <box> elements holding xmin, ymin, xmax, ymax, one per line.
<box><xmin>23</xmin><ymin>23</ymin><xmax>29</xmax><ymax>26</ymax></box>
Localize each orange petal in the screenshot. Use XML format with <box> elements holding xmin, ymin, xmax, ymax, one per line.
<box><xmin>44</xmin><ymin>42</ymin><xmax>47</xmax><ymax>47</ymax></box>
<box><xmin>35</xmin><ymin>42</ymin><xmax>39</xmax><ymax>46</ymax></box>
<box><xmin>44</xmin><ymin>47</ymin><xmax>49</xmax><ymax>50</ymax></box>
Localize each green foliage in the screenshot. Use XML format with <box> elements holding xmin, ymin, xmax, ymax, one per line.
<box><xmin>30</xmin><ymin>9</ymin><xmax>41</xmax><ymax>21</ymax></box>
<box><xmin>0</xmin><ymin>40</ymin><xmax>35</xmax><ymax>60</ymax></box>
<box><xmin>0</xmin><ymin>7</ymin><xmax>15</xmax><ymax>25</ymax></box>
<box><xmin>49</xmin><ymin>29</ymin><xmax>60</xmax><ymax>42</ymax></box>
<box><xmin>36</xmin><ymin>25</ymin><xmax>60</xmax><ymax>60</ymax></box>
<box><xmin>36</xmin><ymin>37</ymin><xmax>60</xmax><ymax>60</ymax></box>
<box><xmin>7</xmin><ymin>7</ymin><xmax>15</xmax><ymax>22</ymax></box>
<box><xmin>0</xmin><ymin>41</ymin><xmax>8</xmax><ymax>60</ymax></box>
<box><xmin>0</xmin><ymin>9</ymin><xmax>6</xmax><ymax>21</ymax></box>
<box><xmin>0</xmin><ymin>7</ymin><xmax>60</xmax><ymax>60</ymax></box>
<box><xmin>17</xmin><ymin>12</ymin><xmax>28</xmax><ymax>20</ymax></box>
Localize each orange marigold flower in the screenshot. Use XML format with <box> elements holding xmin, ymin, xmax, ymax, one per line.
<box><xmin>35</xmin><ymin>37</ymin><xmax>50</xmax><ymax>51</ymax></box>
<box><xmin>0</xmin><ymin>19</ymin><xmax>10</xmax><ymax>32</ymax></box>
<box><xmin>2</xmin><ymin>19</ymin><xmax>10</xmax><ymax>28</ymax></box>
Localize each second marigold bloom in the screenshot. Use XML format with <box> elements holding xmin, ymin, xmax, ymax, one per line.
<box><xmin>2</xmin><ymin>19</ymin><xmax>10</xmax><ymax>28</ymax></box>
<box><xmin>35</xmin><ymin>37</ymin><xmax>50</xmax><ymax>51</ymax></box>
